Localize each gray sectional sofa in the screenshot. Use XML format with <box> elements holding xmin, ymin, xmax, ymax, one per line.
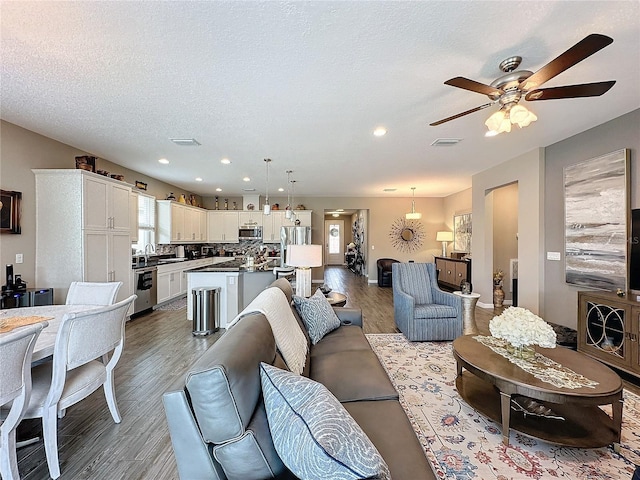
<box><xmin>163</xmin><ymin>278</ymin><xmax>436</xmax><ymax>480</ymax></box>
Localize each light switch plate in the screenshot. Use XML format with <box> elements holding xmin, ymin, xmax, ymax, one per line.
<box><xmin>16</xmin><ymin>253</ymin><xmax>24</xmax><ymax>264</ymax></box>
<box><xmin>546</xmin><ymin>251</ymin><xmax>561</xmax><ymax>261</ymax></box>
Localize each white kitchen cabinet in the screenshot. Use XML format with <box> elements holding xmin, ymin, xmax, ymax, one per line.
<box><xmin>208</xmin><ymin>211</ymin><xmax>239</xmax><ymax>243</ymax></box>
<box><xmin>130</xmin><ymin>191</ymin><xmax>139</xmax><ymax>243</ymax></box>
<box><xmin>286</xmin><ymin>210</ymin><xmax>312</xmax><ymax>227</ymax></box>
<box><xmin>238</xmin><ymin>211</ymin><xmax>263</xmax><ymax>227</ymax></box>
<box><xmin>262</xmin><ymin>211</ymin><xmax>285</xmax><ymax>243</ymax></box>
<box><xmin>157</xmin><ymin>200</ymin><xmax>208</xmax><ymax>243</ymax></box>
<box><xmin>33</xmin><ymin>169</ymin><xmax>132</xmax><ymax>304</ymax></box>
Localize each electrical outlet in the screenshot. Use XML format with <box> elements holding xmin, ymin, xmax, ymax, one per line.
<box><xmin>16</xmin><ymin>253</ymin><xmax>24</xmax><ymax>264</ymax></box>
<box><xmin>546</xmin><ymin>251</ymin><xmax>561</xmax><ymax>261</ymax></box>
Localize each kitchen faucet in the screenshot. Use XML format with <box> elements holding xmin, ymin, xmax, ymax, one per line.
<box><xmin>144</xmin><ymin>243</ymin><xmax>155</xmax><ymax>262</ymax></box>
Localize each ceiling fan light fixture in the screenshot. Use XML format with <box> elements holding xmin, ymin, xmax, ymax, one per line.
<box><xmin>485</xmin><ymin>109</ymin><xmax>506</xmax><ymax>132</ymax></box>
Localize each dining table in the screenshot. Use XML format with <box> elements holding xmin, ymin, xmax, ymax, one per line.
<box><xmin>0</xmin><ymin>304</ymin><xmax>100</xmax><ymax>362</ymax></box>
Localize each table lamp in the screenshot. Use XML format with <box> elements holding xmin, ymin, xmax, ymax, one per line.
<box><xmin>287</xmin><ymin>244</ymin><xmax>323</xmax><ymax>297</ymax></box>
<box><xmin>436</xmin><ymin>231</ymin><xmax>454</xmax><ymax>257</ymax></box>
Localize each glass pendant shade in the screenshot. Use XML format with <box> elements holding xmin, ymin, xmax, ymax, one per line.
<box><xmin>405</xmin><ymin>187</ymin><xmax>422</xmax><ymax>219</ymax></box>
<box><xmin>263</xmin><ymin>158</ymin><xmax>271</xmax><ymax>215</ymax></box>
<box><xmin>485</xmin><ymin>104</ymin><xmax>537</xmax><ymax>134</ymax></box>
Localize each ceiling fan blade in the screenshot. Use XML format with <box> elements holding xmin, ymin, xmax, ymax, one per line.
<box><xmin>444</xmin><ymin>77</ymin><xmax>503</xmax><ymax>97</ymax></box>
<box><xmin>519</xmin><ymin>33</ymin><xmax>613</xmax><ymax>91</ymax></box>
<box><xmin>525</xmin><ymin>81</ymin><xmax>616</xmax><ymax>101</ymax></box>
<box><xmin>429</xmin><ymin>103</ymin><xmax>493</xmax><ymax>126</ymax></box>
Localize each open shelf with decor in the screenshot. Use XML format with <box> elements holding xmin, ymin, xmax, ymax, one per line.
<box><xmin>577</xmin><ymin>291</ymin><xmax>640</xmax><ymax>378</ymax></box>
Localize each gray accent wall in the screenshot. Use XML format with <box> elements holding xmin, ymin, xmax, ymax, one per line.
<box><xmin>543</xmin><ymin>108</ymin><xmax>640</xmax><ymax>329</ymax></box>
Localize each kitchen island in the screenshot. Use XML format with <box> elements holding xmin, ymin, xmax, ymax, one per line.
<box><xmin>185</xmin><ymin>258</ymin><xmax>279</xmax><ymax>328</ymax></box>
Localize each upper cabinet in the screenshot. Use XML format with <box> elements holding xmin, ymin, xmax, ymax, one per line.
<box><xmin>238</xmin><ymin>210</ymin><xmax>263</xmax><ymax>227</ymax></box>
<box><xmin>207</xmin><ymin>211</ymin><xmax>239</xmax><ymax>243</ymax></box>
<box><xmin>284</xmin><ymin>210</ymin><xmax>312</xmax><ymax>227</ymax></box>
<box><xmin>157</xmin><ymin>200</ymin><xmax>208</xmax><ymax>244</ymax></box>
<box><xmin>263</xmin><ymin>211</ymin><xmax>285</xmax><ymax>243</ymax></box>
<box><xmin>83</xmin><ymin>174</ymin><xmax>131</xmax><ymax>231</ymax></box>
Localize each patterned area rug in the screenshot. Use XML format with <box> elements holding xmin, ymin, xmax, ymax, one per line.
<box><xmin>155</xmin><ymin>296</ymin><xmax>187</xmax><ymax>311</ymax></box>
<box><xmin>366</xmin><ymin>334</ymin><xmax>640</xmax><ymax>480</ymax></box>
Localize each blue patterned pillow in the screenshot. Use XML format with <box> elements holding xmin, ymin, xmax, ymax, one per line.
<box><xmin>292</xmin><ymin>289</ymin><xmax>341</xmax><ymax>344</ymax></box>
<box><xmin>259</xmin><ymin>363</ymin><xmax>391</xmax><ymax>480</ymax></box>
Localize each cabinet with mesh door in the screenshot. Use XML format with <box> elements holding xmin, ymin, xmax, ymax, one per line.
<box><xmin>578</xmin><ymin>291</ymin><xmax>640</xmax><ymax>378</ymax></box>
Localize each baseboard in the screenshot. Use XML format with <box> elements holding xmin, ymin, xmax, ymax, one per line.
<box><xmin>478</xmin><ymin>300</ymin><xmax>513</xmax><ymax>309</ymax></box>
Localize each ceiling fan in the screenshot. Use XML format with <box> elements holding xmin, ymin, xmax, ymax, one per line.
<box><xmin>430</xmin><ymin>34</ymin><xmax>616</xmax><ymax>134</ymax></box>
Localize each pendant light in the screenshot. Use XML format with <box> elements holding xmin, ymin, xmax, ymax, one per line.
<box><xmin>263</xmin><ymin>158</ymin><xmax>272</xmax><ymax>215</ymax></box>
<box><xmin>406</xmin><ymin>187</ymin><xmax>422</xmax><ymax>220</ymax></box>
<box><xmin>285</xmin><ymin>170</ymin><xmax>293</xmax><ymax>219</ymax></box>
<box><xmin>289</xmin><ymin>180</ymin><xmax>297</xmax><ymax>222</ymax></box>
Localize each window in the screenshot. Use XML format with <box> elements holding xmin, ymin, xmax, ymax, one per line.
<box><xmin>134</xmin><ymin>193</ymin><xmax>155</xmax><ymax>254</ymax></box>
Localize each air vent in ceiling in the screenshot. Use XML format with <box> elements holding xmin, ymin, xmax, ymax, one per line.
<box><xmin>170</xmin><ymin>138</ymin><xmax>201</xmax><ymax>146</ymax></box>
<box><xmin>431</xmin><ymin>138</ymin><xmax>462</xmax><ymax>146</ymax></box>
<box><xmin>383</xmin><ymin>188</ymin><xmax>397</xmax><ymax>192</ymax></box>
<box><xmin>242</xmin><ymin>188</ymin><xmax>256</xmax><ymax>192</ymax></box>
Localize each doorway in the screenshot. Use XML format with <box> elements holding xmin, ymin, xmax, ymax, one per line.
<box><xmin>325</xmin><ymin>219</ymin><xmax>345</xmax><ymax>265</ymax></box>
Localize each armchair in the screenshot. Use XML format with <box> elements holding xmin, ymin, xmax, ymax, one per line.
<box><xmin>392</xmin><ymin>262</ymin><xmax>462</xmax><ymax>341</ymax></box>
<box><xmin>377</xmin><ymin>258</ymin><xmax>399</xmax><ymax>287</ymax></box>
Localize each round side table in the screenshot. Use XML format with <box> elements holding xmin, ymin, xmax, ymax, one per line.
<box><xmin>453</xmin><ymin>291</ymin><xmax>481</xmax><ymax>335</ymax></box>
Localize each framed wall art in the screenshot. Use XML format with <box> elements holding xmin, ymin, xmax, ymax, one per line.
<box><xmin>0</xmin><ymin>189</ymin><xmax>22</xmax><ymax>234</ymax></box>
<box><xmin>564</xmin><ymin>149</ymin><xmax>629</xmax><ymax>291</ymax></box>
<box><xmin>453</xmin><ymin>213</ymin><xmax>472</xmax><ymax>253</ymax></box>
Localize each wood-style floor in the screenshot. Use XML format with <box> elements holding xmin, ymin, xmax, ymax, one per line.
<box><xmin>15</xmin><ymin>266</ymin><xmax>639</xmax><ymax>479</ymax></box>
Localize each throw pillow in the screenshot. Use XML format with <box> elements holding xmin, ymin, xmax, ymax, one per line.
<box><xmin>292</xmin><ymin>289</ymin><xmax>341</xmax><ymax>344</ymax></box>
<box><xmin>259</xmin><ymin>363</ymin><xmax>391</xmax><ymax>480</ymax></box>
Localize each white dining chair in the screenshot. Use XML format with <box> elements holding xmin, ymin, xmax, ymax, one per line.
<box><xmin>0</xmin><ymin>323</ymin><xmax>46</xmax><ymax>480</ymax></box>
<box><xmin>21</xmin><ymin>294</ymin><xmax>136</xmax><ymax>479</ymax></box>
<box><xmin>65</xmin><ymin>281</ymin><xmax>122</xmax><ymax>306</ymax></box>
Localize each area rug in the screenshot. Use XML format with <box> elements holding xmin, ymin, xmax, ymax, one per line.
<box><xmin>155</xmin><ymin>296</ymin><xmax>187</xmax><ymax>311</ymax></box>
<box><xmin>366</xmin><ymin>333</ymin><xmax>640</xmax><ymax>480</ymax></box>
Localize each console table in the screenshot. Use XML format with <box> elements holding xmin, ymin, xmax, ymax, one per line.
<box><xmin>577</xmin><ymin>291</ymin><xmax>640</xmax><ymax>379</ymax></box>
<box><xmin>434</xmin><ymin>256</ymin><xmax>471</xmax><ymax>292</ymax></box>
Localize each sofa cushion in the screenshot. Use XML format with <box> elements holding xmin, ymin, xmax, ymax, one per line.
<box><xmin>259</xmin><ymin>363</ymin><xmax>391</xmax><ymax>480</ymax></box>
<box><xmin>213</xmin><ymin>400</ymin><xmax>290</xmax><ymax>480</ymax></box>
<box><xmin>310</xmin><ymin>325</ymin><xmax>372</xmax><ymax>358</ymax></box>
<box><xmin>414</xmin><ymin>304</ymin><xmax>458</xmax><ymax>319</ymax></box>
<box><xmin>396</xmin><ymin>262</ymin><xmax>433</xmax><ymax>304</ymax></box>
<box><xmin>344</xmin><ymin>400</ymin><xmax>436</xmax><ymax>480</ymax></box>
<box><xmin>185</xmin><ymin>314</ymin><xmax>276</xmax><ymax>444</ymax></box>
<box><xmin>310</xmin><ymin>350</ymin><xmax>398</xmax><ymax>402</ymax></box>
<box><xmin>293</xmin><ymin>289</ymin><xmax>341</xmax><ymax>344</ymax></box>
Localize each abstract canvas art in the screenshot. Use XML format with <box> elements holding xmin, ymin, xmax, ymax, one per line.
<box><xmin>453</xmin><ymin>213</ymin><xmax>472</xmax><ymax>253</ymax></box>
<box><xmin>564</xmin><ymin>149</ymin><xmax>629</xmax><ymax>291</ymax></box>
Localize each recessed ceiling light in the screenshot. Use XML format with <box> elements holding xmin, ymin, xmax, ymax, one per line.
<box><xmin>383</xmin><ymin>188</ymin><xmax>396</xmax><ymax>192</ymax></box>
<box><xmin>195</xmin><ymin>177</ymin><xmax>203</xmax><ymax>182</ymax></box>
<box><xmin>336</xmin><ymin>209</ymin><xmax>344</xmax><ymax>212</ymax></box>
<box><xmin>221</xmin><ymin>158</ymin><xmax>231</xmax><ymax>164</ymax></box>
<box><xmin>373</xmin><ymin>127</ymin><xmax>387</xmax><ymax>137</ymax></box>
<box><xmin>243</xmin><ymin>177</ymin><xmax>250</xmax><ymax>182</ymax></box>
<box><xmin>278</xmin><ymin>187</ymin><xmax>284</xmax><ymax>192</ymax></box>
<box><xmin>215</xmin><ymin>188</ymin><xmax>222</xmax><ymax>192</ymax></box>
<box><xmin>332</xmin><ymin>213</ymin><xmax>340</xmax><ymax>217</ymax></box>
<box><xmin>158</xmin><ymin>158</ymin><xmax>169</xmax><ymax>164</ymax></box>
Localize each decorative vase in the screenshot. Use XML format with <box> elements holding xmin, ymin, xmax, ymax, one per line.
<box><xmin>506</xmin><ymin>343</ymin><xmax>536</xmax><ymax>361</ymax></box>
<box><xmin>493</xmin><ymin>284</ymin><xmax>505</xmax><ymax>307</ymax></box>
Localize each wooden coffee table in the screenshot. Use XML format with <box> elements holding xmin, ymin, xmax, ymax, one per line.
<box><xmin>452</xmin><ymin>335</ymin><xmax>623</xmax><ymax>448</ymax></box>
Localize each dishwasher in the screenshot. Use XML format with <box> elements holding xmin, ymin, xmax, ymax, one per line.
<box><xmin>133</xmin><ymin>266</ymin><xmax>157</xmax><ymax>315</ymax></box>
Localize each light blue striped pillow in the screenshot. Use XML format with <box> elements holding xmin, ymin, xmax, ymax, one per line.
<box><xmin>293</xmin><ymin>289</ymin><xmax>341</xmax><ymax>344</ymax></box>
<box><xmin>259</xmin><ymin>363</ymin><xmax>391</xmax><ymax>480</ymax></box>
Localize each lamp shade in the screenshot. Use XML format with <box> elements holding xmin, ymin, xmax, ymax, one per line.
<box><xmin>286</xmin><ymin>244</ymin><xmax>323</xmax><ymax>268</ymax></box>
<box><xmin>436</xmin><ymin>231</ymin><xmax>453</xmax><ymax>242</ymax></box>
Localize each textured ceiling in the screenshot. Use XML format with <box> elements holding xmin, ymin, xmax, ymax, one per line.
<box><xmin>2</xmin><ymin>1</ymin><xmax>639</xmax><ymax>198</ymax></box>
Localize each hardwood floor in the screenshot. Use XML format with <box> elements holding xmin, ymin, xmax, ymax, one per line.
<box><xmin>15</xmin><ymin>265</ymin><xmax>639</xmax><ymax>478</ymax></box>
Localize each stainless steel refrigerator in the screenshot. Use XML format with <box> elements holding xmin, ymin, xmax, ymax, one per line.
<box><xmin>280</xmin><ymin>226</ymin><xmax>312</xmax><ymax>266</ymax></box>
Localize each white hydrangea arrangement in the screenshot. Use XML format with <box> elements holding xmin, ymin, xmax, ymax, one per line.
<box><xmin>489</xmin><ymin>307</ymin><xmax>557</xmax><ymax>348</ymax></box>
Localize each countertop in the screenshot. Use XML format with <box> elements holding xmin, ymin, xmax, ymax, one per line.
<box><xmin>186</xmin><ymin>259</ymin><xmax>279</xmax><ymax>273</ymax></box>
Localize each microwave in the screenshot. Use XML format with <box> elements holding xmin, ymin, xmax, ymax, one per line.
<box><xmin>239</xmin><ymin>226</ymin><xmax>262</xmax><ymax>240</ymax></box>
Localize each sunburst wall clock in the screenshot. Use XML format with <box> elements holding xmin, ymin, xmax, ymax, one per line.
<box><xmin>389</xmin><ymin>217</ymin><xmax>425</xmax><ymax>253</ymax></box>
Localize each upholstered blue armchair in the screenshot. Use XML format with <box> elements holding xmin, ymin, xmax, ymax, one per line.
<box><xmin>392</xmin><ymin>262</ymin><xmax>462</xmax><ymax>341</ymax></box>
